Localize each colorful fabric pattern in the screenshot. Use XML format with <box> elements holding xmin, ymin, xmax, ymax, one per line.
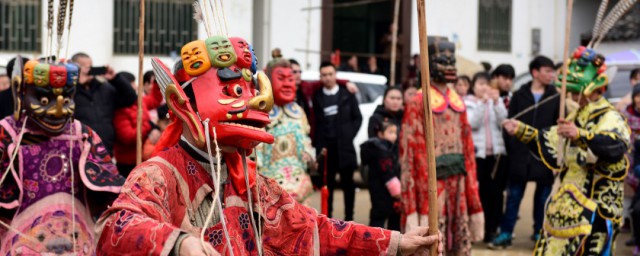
<box><xmin>256</xmin><ymin>103</ymin><xmax>314</xmax><ymax>203</ymax></box>
<box><xmin>399</xmin><ymin>86</ymin><xmax>484</xmax><ymax>255</ymax></box>
<box><xmin>97</xmin><ymin>144</ymin><xmax>401</xmax><ymax>255</ymax></box>
<box><xmin>0</xmin><ymin>116</ymin><xmax>124</xmax><ymax>255</ymax></box>
<box><xmin>514</xmin><ymin>97</ymin><xmax>630</xmax><ymax>255</ymax></box>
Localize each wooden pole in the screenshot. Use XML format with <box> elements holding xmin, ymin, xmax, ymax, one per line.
<box><xmin>557</xmin><ymin>0</ymin><xmax>573</xmax><ymax>166</ymax></box>
<box><xmin>389</xmin><ymin>0</ymin><xmax>400</xmax><ymax>85</ymax></box>
<box><xmin>415</xmin><ymin>0</ymin><xmax>439</xmax><ymax>255</ymax></box>
<box><xmin>136</xmin><ymin>0</ymin><xmax>145</xmax><ymax>165</ymax></box>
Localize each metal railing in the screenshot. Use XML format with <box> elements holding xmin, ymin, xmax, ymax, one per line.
<box><xmin>0</xmin><ymin>0</ymin><xmax>41</xmax><ymax>52</ymax></box>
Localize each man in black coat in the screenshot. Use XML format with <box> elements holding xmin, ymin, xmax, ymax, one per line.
<box><xmin>313</xmin><ymin>62</ymin><xmax>362</xmax><ymax>221</ymax></box>
<box><xmin>71</xmin><ymin>52</ymin><xmax>137</xmax><ymax>154</ymax></box>
<box><xmin>490</xmin><ymin>56</ymin><xmax>559</xmax><ymax>248</ymax></box>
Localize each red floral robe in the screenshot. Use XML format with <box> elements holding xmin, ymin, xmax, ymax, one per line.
<box><xmin>399</xmin><ymin>86</ymin><xmax>483</xmax><ymax>254</ymax></box>
<box><xmin>96</xmin><ymin>144</ymin><xmax>401</xmax><ymax>255</ymax></box>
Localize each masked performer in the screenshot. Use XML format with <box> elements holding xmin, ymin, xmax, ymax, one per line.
<box><xmin>0</xmin><ymin>57</ymin><xmax>125</xmax><ymax>255</ymax></box>
<box><xmin>502</xmin><ymin>45</ymin><xmax>629</xmax><ymax>255</ymax></box>
<box><xmin>399</xmin><ymin>40</ymin><xmax>484</xmax><ymax>255</ymax></box>
<box><xmin>255</xmin><ymin>58</ymin><xmax>315</xmax><ymax>204</ymax></box>
<box><xmin>96</xmin><ymin>30</ymin><xmax>442</xmax><ymax>254</ymax></box>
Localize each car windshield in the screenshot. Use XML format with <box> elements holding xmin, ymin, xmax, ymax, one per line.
<box><xmin>605</xmin><ymin>70</ymin><xmax>631</xmax><ymax>100</ymax></box>
<box><xmin>354</xmin><ymin>82</ymin><xmax>386</xmax><ymax>104</ymax></box>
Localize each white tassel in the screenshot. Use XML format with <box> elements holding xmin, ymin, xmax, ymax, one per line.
<box><xmin>201</xmin><ymin>120</ymin><xmax>234</xmax><ymax>255</ymax></box>
<box><xmin>240</xmin><ymin>148</ymin><xmax>263</xmax><ymax>255</ymax></box>
<box><xmin>68</xmin><ymin>120</ymin><xmax>77</xmax><ymax>254</ymax></box>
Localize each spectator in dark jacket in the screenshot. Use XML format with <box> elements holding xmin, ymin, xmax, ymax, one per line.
<box><xmin>360</xmin><ymin>121</ymin><xmax>401</xmax><ymax>230</ymax></box>
<box><xmin>313</xmin><ymin>62</ymin><xmax>363</xmax><ymax>221</ymax></box>
<box><xmin>490</xmin><ymin>56</ymin><xmax>559</xmax><ymax>248</ymax></box>
<box><xmin>0</xmin><ymin>57</ymin><xmax>30</xmax><ymax>119</ymax></box>
<box><xmin>367</xmin><ymin>86</ymin><xmax>403</xmax><ymax>138</ymax></box>
<box><xmin>71</xmin><ymin>52</ymin><xmax>137</xmax><ymax>154</ymax></box>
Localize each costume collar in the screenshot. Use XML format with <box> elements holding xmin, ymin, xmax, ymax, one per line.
<box><xmin>322</xmin><ymin>85</ymin><xmax>339</xmax><ymax>96</ymax></box>
<box><xmin>429</xmin><ymin>85</ymin><xmax>466</xmax><ymax>113</ymax></box>
<box><xmin>572</xmin><ymin>96</ymin><xmax>614</xmax><ymax>124</ymax></box>
<box><xmin>179</xmin><ymin>136</ymin><xmax>216</xmax><ymax>163</ymax></box>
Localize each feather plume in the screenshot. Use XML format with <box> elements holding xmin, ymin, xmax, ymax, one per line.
<box><xmin>67</xmin><ymin>0</ymin><xmax>75</xmax><ymax>30</ymax></box>
<box><xmin>193</xmin><ymin>1</ymin><xmax>210</xmax><ymax>36</ymax></box>
<box><xmin>47</xmin><ymin>0</ymin><xmax>54</xmax><ymax>31</ymax></box>
<box><xmin>592</xmin><ymin>0</ymin><xmax>608</xmax><ymax>37</ymax></box>
<box><xmin>193</xmin><ymin>1</ymin><xmax>204</xmax><ymax>23</ymax></box>
<box><xmin>594</xmin><ymin>0</ymin><xmax>638</xmax><ymax>46</ymax></box>
<box><xmin>57</xmin><ymin>0</ymin><xmax>69</xmax><ymax>53</ymax></box>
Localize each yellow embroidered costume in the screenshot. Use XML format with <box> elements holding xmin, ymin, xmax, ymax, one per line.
<box><xmin>512</xmin><ymin>46</ymin><xmax>630</xmax><ymax>255</ymax></box>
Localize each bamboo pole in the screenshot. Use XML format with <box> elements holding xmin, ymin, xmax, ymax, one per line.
<box><xmin>389</xmin><ymin>0</ymin><xmax>400</xmax><ymax>85</ymax></box>
<box><xmin>557</xmin><ymin>0</ymin><xmax>573</xmax><ymax>166</ymax></box>
<box><xmin>136</xmin><ymin>0</ymin><xmax>145</xmax><ymax>165</ymax></box>
<box><xmin>415</xmin><ymin>0</ymin><xmax>439</xmax><ymax>255</ymax></box>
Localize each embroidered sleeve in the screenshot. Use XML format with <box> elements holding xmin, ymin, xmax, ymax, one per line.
<box><xmin>514</xmin><ymin>123</ymin><xmax>562</xmax><ymax>173</ymax></box>
<box><xmin>82</xmin><ymin>125</ymin><xmax>126</xmax><ymax>191</ymax></box>
<box><xmin>316</xmin><ymin>215</ymin><xmax>401</xmax><ymax>256</ymax></box>
<box><xmin>575</xmin><ymin>111</ymin><xmax>630</xmax><ymax>162</ymax></box>
<box><xmin>96</xmin><ymin>163</ymin><xmax>184</xmax><ymax>255</ymax></box>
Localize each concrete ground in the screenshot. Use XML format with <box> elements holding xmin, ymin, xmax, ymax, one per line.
<box><xmin>309</xmin><ymin>182</ymin><xmax>634</xmax><ymax>255</ymax></box>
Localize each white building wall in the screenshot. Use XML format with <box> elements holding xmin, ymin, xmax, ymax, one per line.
<box><xmin>410</xmin><ymin>0</ymin><xmax>565</xmax><ymax>76</ymax></box>
<box><xmin>270</xmin><ymin>0</ymin><xmax>323</xmax><ymax>72</ymax></box>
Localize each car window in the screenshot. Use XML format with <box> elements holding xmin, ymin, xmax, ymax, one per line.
<box><xmin>354</xmin><ymin>83</ymin><xmax>386</xmax><ymax>104</ymax></box>
<box><xmin>605</xmin><ymin>70</ymin><xmax>631</xmax><ymax>99</ymax></box>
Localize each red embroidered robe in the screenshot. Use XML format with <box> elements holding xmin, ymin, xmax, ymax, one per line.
<box><xmin>96</xmin><ymin>144</ymin><xmax>401</xmax><ymax>255</ymax></box>
<box><xmin>399</xmin><ymin>86</ymin><xmax>483</xmax><ymax>254</ymax></box>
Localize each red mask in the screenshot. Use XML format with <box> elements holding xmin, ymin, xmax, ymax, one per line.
<box><xmin>152</xmin><ymin>57</ymin><xmax>274</xmax><ymax>151</ymax></box>
<box><xmin>49</xmin><ymin>65</ymin><xmax>67</xmax><ymax>88</ymax></box>
<box><xmin>230</xmin><ymin>37</ymin><xmax>252</xmax><ymax>69</ymax></box>
<box><xmin>270</xmin><ymin>67</ymin><xmax>297</xmax><ymax>106</ymax></box>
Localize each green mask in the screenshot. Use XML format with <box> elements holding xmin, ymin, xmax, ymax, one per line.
<box><xmin>33</xmin><ymin>63</ymin><xmax>50</xmax><ymax>87</ymax></box>
<box><xmin>205</xmin><ymin>35</ymin><xmax>237</xmax><ymax>68</ymax></box>
<box><xmin>555</xmin><ymin>46</ymin><xmax>608</xmax><ymax>95</ymax></box>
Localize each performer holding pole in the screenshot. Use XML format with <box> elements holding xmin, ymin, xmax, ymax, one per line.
<box><xmin>556</xmin><ymin>0</ymin><xmax>573</xmax><ymax>166</ymax></box>
<box><xmin>398</xmin><ymin>1</ymin><xmax>484</xmax><ymax>255</ymax></box>
<box><xmin>502</xmin><ymin>1</ymin><xmax>638</xmax><ymax>254</ymax></box>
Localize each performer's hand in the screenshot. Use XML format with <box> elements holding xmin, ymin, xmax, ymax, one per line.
<box><xmin>346</xmin><ymin>82</ymin><xmax>359</xmax><ymax>94</ymax></box>
<box><xmin>502</xmin><ymin>119</ymin><xmax>519</xmax><ymax>136</ymax></box>
<box><xmin>180</xmin><ymin>236</ymin><xmax>220</xmax><ymax>256</ymax></box>
<box><xmin>399</xmin><ymin>226</ymin><xmax>443</xmax><ymax>256</ymax></box>
<box><xmin>557</xmin><ymin>118</ymin><xmax>578</xmax><ymax>140</ymax></box>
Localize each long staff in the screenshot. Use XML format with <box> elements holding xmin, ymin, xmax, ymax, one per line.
<box><xmin>415</xmin><ymin>1</ymin><xmax>438</xmax><ymax>255</ymax></box>
<box><xmin>389</xmin><ymin>0</ymin><xmax>400</xmax><ymax>85</ymax></box>
<box><xmin>136</xmin><ymin>0</ymin><xmax>146</xmax><ymax>164</ymax></box>
<box><xmin>557</xmin><ymin>0</ymin><xmax>574</xmax><ymax>166</ymax></box>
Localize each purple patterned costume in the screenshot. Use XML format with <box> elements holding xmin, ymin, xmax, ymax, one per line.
<box><xmin>0</xmin><ymin>116</ymin><xmax>124</xmax><ymax>255</ymax></box>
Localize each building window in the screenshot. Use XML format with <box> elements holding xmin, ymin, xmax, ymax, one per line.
<box><xmin>478</xmin><ymin>0</ymin><xmax>512</xmax><ymax>52</ymax></box>
<box><xmin>0</xmin><ymin>0</ymin><xmax>41</xmax><ymax>52</ymax></box>
<box><xmin>114</xmin><ymin>0</ymin><xmax>198</xmax><ymax>55</ymax></box>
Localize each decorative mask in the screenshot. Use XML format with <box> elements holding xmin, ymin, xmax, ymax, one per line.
<box><xmin>153</xmin><ymin>37</ymin><xmax>274</xmax><ymax>150</ymax></box>
<box><xmin>11</xmin><ymin>58</ymin><xmax>78</xmax><ymax>136</ymax></box>
<box><xmin>65</xmin><ymin>63</ymin><xmax>79</xmax><ymax>86</ymax></box>
<box><xmin>33</xmin><ymin>64</ymin><xmax>50</xmax><ymax>87</ymax></box>
<box><xmin>428</xmin><ymin>41</ymin><xmax>457</xmax><ymax>84</ymax></box>
<box><xmin>181</xmin><ymin>40</ymin><xmax>212</xmax><ymax>76</ymax></box>
<box><xmin>230</xmin><ymin>37</ymin><xmax>252</xmax><ymax>69</ymax></box>
<box><xmin>269</xmin><ymin>66</ymin><xmax>297</xmax><ymax>106</ymax></box>
<box><xmin>23</xmin><ymin>60</ymin><xmax>39</xmax><ymax>84</ymax></box>
<box><xmin>205</xmin><ymin>35</ymin><xmax>237</xmax><ymax>68</ymax></box>
<box><xmin>555</xmin><ymin>46</ymin><xmax>608</xmax><ymax>96</ymax></box>
<box><xmin>49</xmin><ymin>65</ymin><xmax>67</xmax><ymax>88</ymax></box>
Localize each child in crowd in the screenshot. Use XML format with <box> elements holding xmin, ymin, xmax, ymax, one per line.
<box><xmin>625</xmin><ymin>84</ymin><xmax>640</xmax><ymax>255</ymax></box>
<box><xmin>360</xmin><ymin>121</ymin><xmax>402</xmax><ymax>231</ymax></box>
